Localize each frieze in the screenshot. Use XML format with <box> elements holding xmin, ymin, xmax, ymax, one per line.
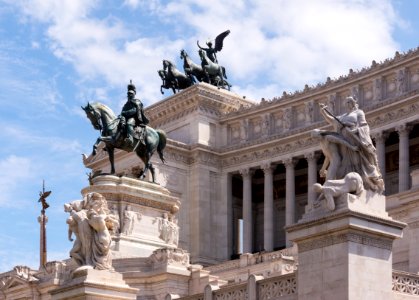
<box><xmin>221</xmin><ymin>135</ymin><xmax>318</xmax><ymax>168</ymax></box>
<box><xmin>98</xmin><ymin>192</ymin><xmax>177</xmax><ymax>213</ymax></box>
<box><xmin>222</xmin><ymin>47</ymin><xmax>419</xmax><ymax>120</ymax></box>
<box><xmin>147</xmin><ymin>83</ymin><xmax>254</xmax><ymax>125</ymax></box>
<box><xmin>220</xmin><ymin>90</ymin><xmax>418</xmax><ymax>157</ymax></box>
<box><xmin>148</xmin><ymin>248</ymin><xmax>190</xmax><ymax>266</ymax></box>
<box><xmin>191</xmin><ymin>150</ymin><xmax>221</xmax><ymax>167</ymax></box>
<box><xmin>298</xmin><ymin>232</ymin><xmax>393</xmax><ymax>253</ymax></box>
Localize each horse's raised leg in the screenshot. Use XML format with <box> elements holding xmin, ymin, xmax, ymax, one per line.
<box><xmin>92</xmin><ymin>137</ymin><xmax>101</xmax><ymax>156</ymax></box>
<box><xmin>107</xmin><ymin>147</ymin><xmax>115</xmax><ymax>174</ymax></box>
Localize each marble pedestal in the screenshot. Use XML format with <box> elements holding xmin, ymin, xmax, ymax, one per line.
<box><xmin>287</xmin><ymin>191</ymin><xmax>406</xmax><ymax>300</ymax></box>
<box><xmin>50</xmin><ymin>268</ymin><xmax>138</xmax><ymax>300</ymax></box>
<box><xmin>82</xmin><ymin>175</ymin><xmax>181</xmax><ymax>258</ymax></box>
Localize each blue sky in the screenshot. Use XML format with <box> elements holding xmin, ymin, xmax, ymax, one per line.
<box><xmin>0</xmin><ymin>0</ymin><xmax>418</xmax><ymax>272</ymax></box>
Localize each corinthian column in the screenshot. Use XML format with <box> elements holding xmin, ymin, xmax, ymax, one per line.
<box><xmin>284</xmin><ymin>158</ymin><xmax>297</xmax><ymax>247</ymax></box>
<box><xmin>240</xmin><ymin>168</ymin><xmax>254</xmax><ymax>253</ymax></box>
<box><xmin>305</xmin><ymin>153</ymin><xmax>318</xmax><ymax>211</ymax></box>
<box><xmin>262</xmin><ymin>163</ymin><xmax>274</xmax><ymax>252</ymax></box>
<box><xmin>397</xmin><ymin>125</ymin><xmax>411</xmax><ymax>192</ymax></box>
<box><xmin>373</xmin><ymin>131</ymin><xmax>388</xmax><ymax>184</ymax></box>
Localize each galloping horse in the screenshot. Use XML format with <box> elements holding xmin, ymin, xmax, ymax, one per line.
<box><xmin>82</xmin><ymin>102</ymin><xmax>167</xmax><ymax>183</ymax></box>
<box><xmin>158</xmin><ymin>69</ymin><xmax>176</xmax><ymax>94</ymax></box>
<box><xmin>198</xmin><ymin>49</ymin><xmax>231</xmax><ymax>90</ymax></box>
<box><xmin>163</xmin><ymin>60</ymin><xmax>193</xmax><ymax>92</ymax></box>
<box><xmin>180</xmin><ymin>49</ymin><xmax>206</xmax><ymax>83</ymax></box>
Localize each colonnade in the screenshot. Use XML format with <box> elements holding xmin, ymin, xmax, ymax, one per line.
<box><xmin>228</xmin><ymin>125</ymin><xmax>414</xmax><ymax>254</ymax></box>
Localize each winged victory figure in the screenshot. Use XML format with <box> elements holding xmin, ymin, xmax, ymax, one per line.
<box><xmin>197</xmin><ymin>30</ymin><xmax>230</xmax><ymax>64</ymax></box>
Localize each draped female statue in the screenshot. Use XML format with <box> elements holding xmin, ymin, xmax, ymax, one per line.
<box><xmin>316</xmin><ymin>96</ymin><xmax>384</xmax><ymax>194</ymax></box>
<box><xmin>64</xmin><ymin>192</ymin><xmax>119</xmax><ymax>270</ymax></box>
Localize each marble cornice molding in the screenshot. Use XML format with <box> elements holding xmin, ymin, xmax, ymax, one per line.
<box><xmin>165</xmin><ymin>140</ymin><xmax>222</xmax><ymax>167</ymax></box>
<box><xmin>368</xmin><ymin>93</ymin><xmax>419</xmax><ymax>130</ymax></box>
<box><xmin>220</xmin><ymin>132</ymin><xmax>319</xmax><ymax>169</ymax></box>
<box><xmin>221</xmin><ymin>47</ymin><xmax>419</xmax><ymax>121</ymax></box>
<box><xmin>146</xmin><ymin>83</ymin><xmax>255</xmax><ymax>126</ymax></box>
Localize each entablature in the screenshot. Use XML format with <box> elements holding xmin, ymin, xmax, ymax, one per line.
<box><xmin>146</xmin><ymin>83</ymin><xmax>255</xmax><ymax>129</ymax></box>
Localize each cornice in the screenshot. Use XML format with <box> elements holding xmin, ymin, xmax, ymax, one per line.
<box><xmin>145</xmin><ymin>83</ymin><xmax>255</xmax><ymax>127</ymax></box>
<box><xmin>221</xmin><ymin>47</ymin><xmax>419</xmax><ymax>121</ymax></box>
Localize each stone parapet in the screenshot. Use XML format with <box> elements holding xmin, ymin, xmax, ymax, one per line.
<box><xmin>287</xmin><ymin>191</ymin><xmax>406</xmax><ymax>300</ymax></box>
<box><xmin>50</xmin><ymin>267</ymin><xmax>138</xmax><ymax>300</ymax></box>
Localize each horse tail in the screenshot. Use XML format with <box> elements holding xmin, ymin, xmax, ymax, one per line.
<box><xmin>156</xmin><ymin>129</ymin><xmax>167</xmax><ymax>163</ymax></box>
<box><xmin>222</xmin><ymin>66</ymin><xmax>228</xmax><ymax>79</ymax></box>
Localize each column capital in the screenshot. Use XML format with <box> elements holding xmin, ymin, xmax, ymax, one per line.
<box><xmin>283</xmin><ymin>157</ymin><xmax>297</xmax><ymax>168</ymax></box>
<box><xmin>239</xmin><ymin>168</ymin><xmax>254</xmax><ymax>178</ymax></box>
<box><xmin>371</xmin><ymin>131</ymin><xmax>389</xmax><ymax>143</ymax></box>
<box><xmin>304</xmin><ymin>152</ymin><xmax>320</xmax><ymax>162</ymax></box>
<box><xmin>261</xmin><ymin>162</ymin><xmax>274</xmax><ymax>174</ymax></box>
<box><xmin>397</xmin><ymin>124</ymin><xmax>412</xmax><ymax>137</ymax></box>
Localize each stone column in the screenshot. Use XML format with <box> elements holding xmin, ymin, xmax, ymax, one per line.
<box><xmin>373</xmin><ymin>131</ymin><xmax>388</xmax><ymax>183</ymax></box>
<box><xmin>220</xmin><ymin>172</ymin><xmax>233</xmax><ymax>260</ymax></box>
<box><xmin>397</xmin><ymin>125</ymin><xmax>411</xmax><ymax>192</ymax></box>
<box><xmin>284</xmin><ymin>158</ymin><xmax>297</xmax><ymax>246</ymax></box>
<box><xmin>262</xmin><ymin>163</ymin><xmax>274</xmax><ymax>252</ymax></box>
<box><xmin>305</xmin><ymin>153</ymin><xmax>318</xmax><ymax>212</ymax></box>
<box><xmin>240</xmin><ymin>168</ymin><xmax>253</xmax><ymax>253</ymax></box>
<box><xmin>38</xmin><ymin>214</ymin><xmax>48</xmax><ymax>269</ymax></box>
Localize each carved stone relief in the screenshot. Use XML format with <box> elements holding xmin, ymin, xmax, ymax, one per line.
<box><xmin>121</xmin><ymin>205</ymin><xmax>142</xmax><ymax>236</ymax></box>
<box><xmin>396</xmin><ymin>68</ymin><xmax>408</xmax><ymax>96</ymax></box>
<box><xmin>157</xmin><ymin>213</ymin><xmax>179</xmax><ymax>246</ymax></box>
<box><xmin>374</xmin><ymin>77</ymin><xmax>383</xmax><ymax>101</ymax></box>
<box><xmin>283</xmin><ymin>108</ymin><xmax>292</xmax><ymax>131</ymax></box>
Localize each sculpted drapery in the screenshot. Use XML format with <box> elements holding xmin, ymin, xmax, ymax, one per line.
<box><xmin>65</xmin><ymin>192</ymin><xmax>118</xmax><ymax>270</ymax></box>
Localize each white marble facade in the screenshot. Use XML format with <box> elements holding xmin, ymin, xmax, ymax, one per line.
<box><xmin>84</xmin><ymin>48</ymin><xmax>419</xmax><ymax>267</ymax></box>
<box><xmin>2</xmin><ymin>48</ymin><xmax>419</xmax><ymax>299</ymax></box>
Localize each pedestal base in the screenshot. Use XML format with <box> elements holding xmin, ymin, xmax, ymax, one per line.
<box><xmin>82</xmin><ymin>175</ymin><xmax>181</xmax><ymax>259</ymax></box>
<box><xmin>287</xmin><ymin>192</ymin><xmax>406</xmax><ymax>300</ymax></box>
<box><xmin>50</xmin><ymin>267</ymin><xmax>138</xmax><ymax>300</ymax></box>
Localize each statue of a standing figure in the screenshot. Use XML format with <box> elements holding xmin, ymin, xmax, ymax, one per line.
<box><xmin>197</xmin><ymin>30</ymin><xmax>230</xmax><ymax>64</ymax></box>
<box><xmin>64</xmin><ymin>192</ymin><xmax>119</xmax><ymax>270</ymax></box>
<box><xmin>314</xmin><ymin>96</ymin><xmax>384</xmax><ymax>195</ymax></box>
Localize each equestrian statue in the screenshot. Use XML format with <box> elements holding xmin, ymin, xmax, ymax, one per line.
<box><xmin>82</xmin><ymin>81</ymin><xmax>167</xmax><ymax>183</ymax></box>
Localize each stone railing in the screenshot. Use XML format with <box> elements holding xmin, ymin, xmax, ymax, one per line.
<box><xmin>258</xmin><ymin>273</ymin><xmax>297</xmax><ymax>300</ymax></box>
<box><xmin>176</xmin><ymin>273</ymin><xmax>297</xmax><ymax>300</ymax></box>
<box><xmin>213</xmin><ymin>282</ymin><xmax>248</xmax><ymax>300</ymax></box>
<box><xmin>393</xmin><ymin>270</ymin><xmax>419</xmax><ymax>296</ymax></box>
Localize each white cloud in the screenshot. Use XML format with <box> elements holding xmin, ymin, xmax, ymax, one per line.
<box><xmin>155</xmin><ymin>0</ymin><xmax>400</xmax><ymax>94</ymax></box>
<box><xmin>8</xmin><ymin>0</ymin><xmax>402</xmax><ymax>103</ymax></box>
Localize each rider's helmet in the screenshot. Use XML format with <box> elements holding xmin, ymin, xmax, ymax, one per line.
<box><xmin>127</xmin><ymin>80</ymin><xmax>136</xmax><ymax>94</ymax></box>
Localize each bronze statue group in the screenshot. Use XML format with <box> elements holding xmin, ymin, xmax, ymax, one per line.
<box><xmin>159</xmin><ymin>30</ymin><xmax>231</xmax><ymax>94</ymax></box>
